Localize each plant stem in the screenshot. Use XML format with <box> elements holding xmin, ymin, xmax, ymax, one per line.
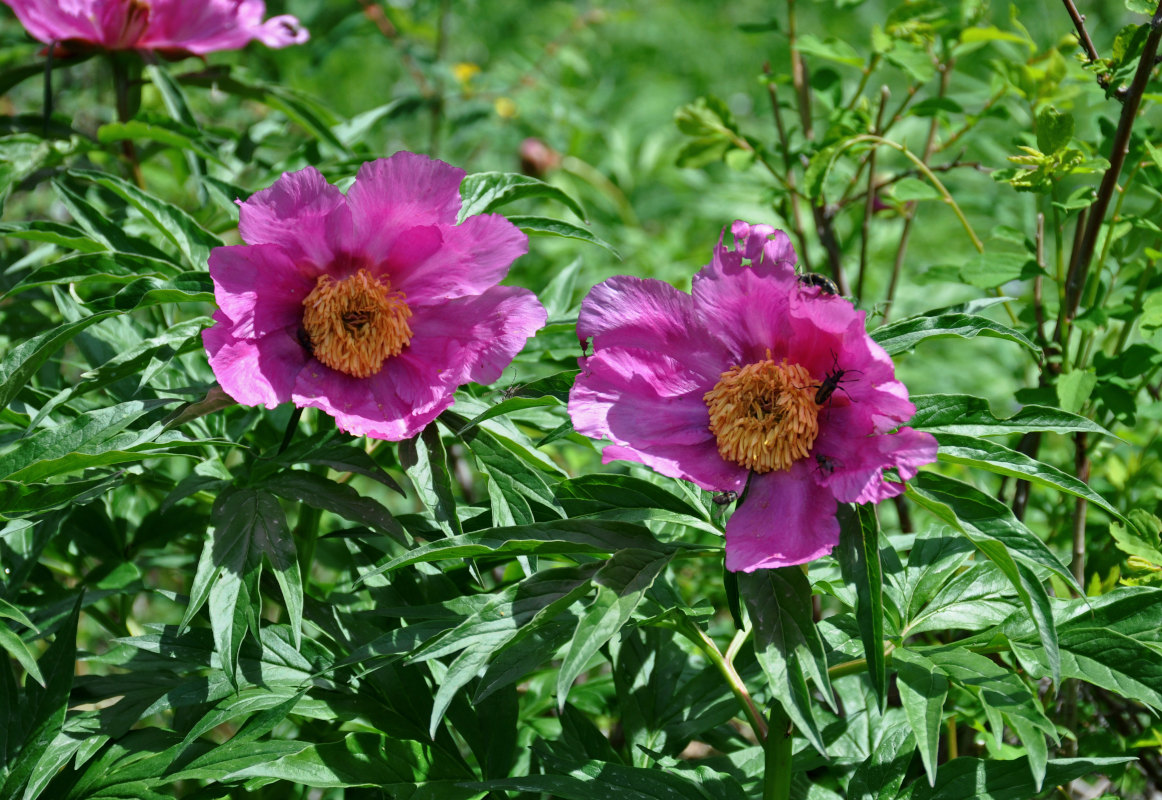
<box><xmin>1062</xmin><ymin>1</ymin><xmax>1162</xmax><ymax>329</ymax></box>
<box><xmin>111</xmin><ymin>54</ymin><xmax>145</xmax><ymax>188</ymax></box>
<box><xmin>857</xmin><ymin>86</ymin><xmax>890</xmax><ymax>303</ymax></box>
<box><xmin>764</xmin><ymin>702</ymin><xmax>793</xmax><ymax>800</ymax></box>
<box><xmin>1071</xmin><ymin>431</ymin><xmax>1090</xmax><ymax>591</ymax></box>
<box><xmin>764</xmin><ymin>65</ymin><xmax>813</xmax><ymax>273</ymax></box>
<box><xmin>679</xmin><ymin>621</ymin><xmax>768</xmax><ymax>740</ymax></box>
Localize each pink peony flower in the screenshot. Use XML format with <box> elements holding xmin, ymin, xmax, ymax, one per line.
<box><xmin>204</xmin><ymin>152</ymin><xmax>547</xmax><ymax>441</ymax></box>
<box><xmin>2</xmin><ymin>0</ymin><xmax>308</xmax><ymax>56</ymax></box>
<box><xmin>568</xmin><ymin>221</ymin><xmax>937</xmax><ymax>572</ymax></box>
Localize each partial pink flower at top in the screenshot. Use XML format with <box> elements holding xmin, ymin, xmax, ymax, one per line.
<box><xmin>204</xmin><ymin>152</ymin><xmax>547</xmax><ymax>441</ymax></box>
<box><xmin>2</xmin><ymin>0</ymin><xmax>308</xmax><ymax>56</ymax></box>
<box><xmin>568</xmin><ymin>221</ymin><xmax>938</xmax><ymax>572</ymax></box>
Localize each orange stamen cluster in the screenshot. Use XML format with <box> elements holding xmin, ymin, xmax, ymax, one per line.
<box><xmin>300</xmin><ymin>268</ymin><xmax>412</xmax><ymax>378</ymax></box>
<box><xmin>704</xmin><ymin>356</ymin><xmax>820</xmax><ymax>473</ymax></box>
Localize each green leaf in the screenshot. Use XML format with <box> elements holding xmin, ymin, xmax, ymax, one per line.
<box><xmin>69</xmin><ymin>169</ymin><xmax>222</xmax><ymax>268</ymax></box>
<box><xmin>459</xmin><ymin>171</ymin><xmax>586</xmax><ymax>222</ymax></box>
<box><xmin>1014</xmin><ymin>627</ymin><xmax>1162</xmax><ymax>712</ymax></box>
<box><xmin>958</xmin><ymin>252</ymin><xmax>1033</xmax><ymax>289</ymax></box>
<box><xmin>184</xmin><ymin>489</ymin><xmax>300</xmax><ymax>684</ymax></box>
<box><xmin>0</xmin><ymin>399</ymin><xmax>181</xmax><ymax>483</ymax></box>
<box><xmin>0</xmin><ymin>313</ymin><xmax>116</xmax><ymax>411</ymax></box>
<box><xmin>742</xmin><ymin>567</ymin><xmax>833</xmax><ymax>754</ymax></box>
<box><xmin>1056</xmin><ymin>369</ymin><xmax>1097</xmax><ymax>414</ymax></box>
<box><xmin>3</xmin><ymin>252</ymin><xmax>183</xmax><ymax>298</ymax></box>
<box><xmin>96</xmin><ymin>118</ymin><xmax>220</xmax><ymax>163</ymax></box>
<box><xmin>359</xmin><ymin>520</ymin><xmax>677</xmax><ymax>582</ymax></box>
<box><xmin>0</xmin><ymin>597</ymin><xmax>80</xmax><ymax>800</ymax></box>
<box><xmin>0</xmin><ymin>221</ymin><xmax>108</xmax><ymax>254</ymax></box>
<box><xmin>506</xmin><ymin>215</ymin><xmax>619</xmax><ymax>257</ymax></box>
<box><xmin>836</xmin><ymin>504</ymin><xmax>887</xmax><ymax>707</ymax></box>
<box><xmin>933</xmin><ymin>432</ymin><xmax>1123</xmax><ymax>521</ymax></box>
<box><xmin>471</xmin><ymin>756</ymin><xmax>748</xmax><ymax>800</ymax></box>
<box><xmin>1127</xmin><ymin>0</ymin><xmax>1156</xmax><ymax>15</ymax></box>
<box><xmin>847</xmin><ymin>724</ymin><xmax>916</xmax><ymax>800</ymax></box>
<box><xmin>872</xmin><ymin>312</ymin><xmax>1038</xmax><ymax>356</ymax></box>
<box><xmin>81</xmin><ymin>274</ymin><xmax>215</xmax><ymax>312</ymax></box>
<box><xmin>1035</xmin><ymin>107</ymin><xmax>1074</xmax><ymax>155</ymax></box>
<box><xmin>1110</xmin><ymin>510</ymin><xmax>1162</xmax><ymax>564</ymax></box>
<box><xmin>557</xmin><ymin>549</ymin><xmax>671</xmax><ymax>706</ymax></box>
<box><xmin>191</xmin><ymin>733</ymin><xmax>477</xmax><ymax>792</ymax></box>
<box><xmin>397</xmin><ymin>426</ymin><xmax>463</xmax><ymax>538</ymax></box>
<box><xmin>262</xmin><ymin>470</ymin><xmax>407</xmax><ymax>543</ymax></box>
<box><xmin>0</xmin><ymin>622</ymin><xmax>44</xmax><ymax>688</ymax></box>
<box><xmin>909</xmin><ymin>394</ymin><xmax>1112</xmax><ymax>437</ymax></box>
<box><xmin>910</xmin><ymin>756</ymin><xmax>1133</xmax><ymax>799</ymax></box>
<box><xmin>796</xmin><ymin>34</ymin><xmax>864</xmax><ymax>65</ymax></box>
<box><xmin>893</xmin><ymin>648</ymin><xmax>946</xmax><ymax>786</ymax></box>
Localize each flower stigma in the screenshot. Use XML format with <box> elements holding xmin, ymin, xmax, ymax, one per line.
<box><xmin>301</xmin><ymin>268</ymin><xmax>412</xmax><ymax>378</ymax></box>
<box><xmin>704</xmin><ymin>356</ymin><xmax>820</xmax><ymax>473</ymax></box>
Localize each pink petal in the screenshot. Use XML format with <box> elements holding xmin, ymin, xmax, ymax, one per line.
<box><xmin>290</xmin><ymin>286</ymin><xmax>546</xmax><ymax>441</ymax></box>
<box><xmin>346</xmin><ymin>153</ymin><xmax>466</xmax><ymax>256</ymax></box>
<box><xmin>725</xmin><ymin>465</ymin><xmax>839</xmax><ymax>572</ymax></box>
<box><xmin>139</xmin><ymin>0</ymin><xmax>308</xmax><ymax>53</ymax></box>
<box><xmin>237</xmin><ymin>166</ymin><xmax>350</xmax><ymax>270</ymax></box>
<box><xmin>387</xmin><ymin>215</ymin><xmax>528</xmax><ymax>303</ymax></box>
<box><xmin>578</xmin><ymin>275</ymin><xmax>730</xmax><ymax>382</ymax></box>
<box><xmin>204</xmin><ymin>312</ymin><xmax>305</xmax><ymax>408</ymax></box>
<box><xmin>402</xmin><ymin>285</ymin><xmax>548</xmax><ymax>386</ymax></box>
<box><xmin>208</xmin><ymin>244</ymin><xmax>313</xmax><ymax>339</ymax></box>
<box><xmin>2</xmin><ymin>0</ymin><xmax>103</xmax><ymax>44</ymax></box>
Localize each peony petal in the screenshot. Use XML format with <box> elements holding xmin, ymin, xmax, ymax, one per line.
<box><xmin>578</xmin><ymin>275</ymin><xmax>730</xmax><ymax>382</ymax></box>
<box><xmin>388</xmin><ymin>215</ymin><xmax>528</xmax><ymax>303</ymax></box>
<box><xmin>204</xmin><ymin>311</ymin><xmax>305</xmax><ymax>408</ymax></box>
<box><xmin>138</xmin><ymin>0</ymin><xmax>308</xmax><ymax>53</ymax></box>
<box><xmin>725</xmin><ymin>465</ymin><xmax>839</xmax><ymax>572</ymax></box>
<box><xmin>208</xmin><ymin>244</ymin><xmax>314</xmax><ymax>338</ymax></box>
<box><xmin>2</xmin><ymin>0</ymin><xmax>103</xmax><ymax>44</ymax></box>
<box><xmin>237</xmin><ymin>166</ymin><xmax>349</xmax><ymax>269</ymax></box>
<box><xmin>345</xmin><ymin>153</ymin><xmax>466</xmax><ymax>259</ymax></box>
<box><xmin>692</xmin><ymin>257</ymin><xmax>797</xmax><ymax>363</ymax></box>
<box><xmin>402</xmin><ymin>285</ymin><xmax>548</xmax><ymax>386</ymax></box>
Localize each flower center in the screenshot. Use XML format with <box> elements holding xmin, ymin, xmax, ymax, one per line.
<box><xmin>704</xmin><ymin>357</ymin><xmax>820</xmax><ymax>473</ymax></box>
<box><xmin>300</xmin><ymin>269</ymin><xmax>413</xmax><ymax>378</ymax></box>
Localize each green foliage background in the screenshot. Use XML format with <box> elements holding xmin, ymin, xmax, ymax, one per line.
<box><xmin>3</xmin><ymin>0</ymin><xmax>1162</xmax><ymax>798</ymax></box>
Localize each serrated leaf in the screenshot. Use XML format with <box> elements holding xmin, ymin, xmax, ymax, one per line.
<box><xmin>872</xmin><ymin>312</ymin><xmax>1038</xmax><ymax>356</ymax></box>
<box><xmin>459</xmin><ymin>171</ymin><xmax>585</xmax><ymax>222</ymax></box>
<box><xmin>909</xmin><ymin>394</ymin><xmax>1112</xmax><ymax>437</ymax></box>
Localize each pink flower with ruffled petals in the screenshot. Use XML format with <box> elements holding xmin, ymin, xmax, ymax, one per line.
<box><xmin>204</xmin><ymin>152</ymin><xmax>547</xmax><ymax>441</ymax></box>
<box><xmin>2</xmin><ymin>0</ymin><xmax>308</xmax><ymax>56</ymax></box>
<box><xmin>568</xmin><ymin>221</ymin><xmax>937</xmax><ymax>572</ymax></box>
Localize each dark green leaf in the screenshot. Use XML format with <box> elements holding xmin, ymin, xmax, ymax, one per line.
<box><xmin>837</xmin><ymin>504</ymin><xmax>887</xmax><ymax>707</ymax></box>
<box><xmin>909</xmin><ymin>394</ymin><xmax>1112</xmax><ymax>437</ymax></box>
<box><xmin>0</xmin><ymin>314</ymin><xmax>116</xmax><ymax>411</ymax></box>
<box><xmin>910</xmin><ymin>756</ymin><xmax>1133</xmax><ymax>799</ymax></box>
<box><xmin>506</xmin><ymin>215</ymin><xmax>619</xmax><ymax>257</ymax></box>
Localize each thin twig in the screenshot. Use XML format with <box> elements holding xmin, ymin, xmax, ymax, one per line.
<box><xmin>1062</xmin><ymin>2</ymin><xmax>1162</xmax><ymax>330</ymax></box>
<box><xmin>1071</xmin><ymin>431</ymin><xmax>1090</xmax><ymax>591</ymax></box>
<box><xmin>1061</xmin><ymin>0</ymin><xmax>1102</xmax><ymax>64</ymax></box>
<box><xmin>764</xmin><ymin>64</ymin><xmax>813</xmax><ymax>273</ymax></box>
<box><xmin>857</xmin><ymin>87</ymin><xmax>890</xmax><ymax>302</ymax></box>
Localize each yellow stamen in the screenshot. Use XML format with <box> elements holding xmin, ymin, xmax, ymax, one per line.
<box><xmin>704</xmin><ymin>356</ymin><xmax>820</xmax><ymax>473</ymax></box>
<box><xmin>300</xmin><ymin>268</ymin><xmax>412</xmax><ymax>378</ymax></box>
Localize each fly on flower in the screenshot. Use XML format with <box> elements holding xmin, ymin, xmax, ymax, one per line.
<box><xmin>1</xmin><ymin>0</ymin><xmax>309</xmax><ymax>56</ymax></box>
<box><xmin>568</xmin><ymin>221</ymin><xmax>937</xmax><ymax>572</ymax></box>
<box><xmin>204</xmin><ymin>152</ymin><xmax>548</xmax><ymax>441</ymax></box>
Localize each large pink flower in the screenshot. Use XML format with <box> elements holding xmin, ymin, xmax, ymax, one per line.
<box><xmin>2</xmin><ymin>0</ymin><xmax>308</xmax><ymax>56</ymax></box>
<box><xmin>204</xmin><ymin>152</ymin><xmax>547</xmax><ymax>441</ymax></box>
<box><xmin>568</xmin><ymin>221</ymin><xmax>937</xmax><ymax>572</ymax></box>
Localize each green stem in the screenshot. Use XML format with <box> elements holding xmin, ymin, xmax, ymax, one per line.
<box><xmin>677</xmin><ymin>620</ymin><xmax>768</xmax><ymax>740</ymax></box>
<box><xmin>764</xmin><ymin>702</ymin><xmax>793</xmax><ymax>800</ymax></box>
